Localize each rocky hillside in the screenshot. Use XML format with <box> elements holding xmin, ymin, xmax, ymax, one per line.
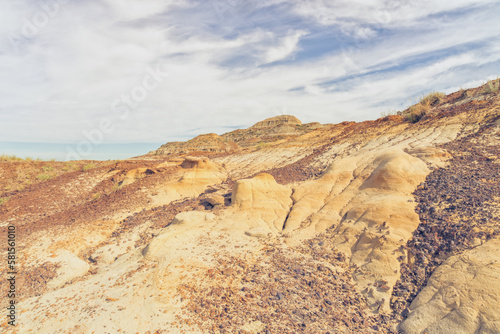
<box><xmin>153</xmin><ymin>133</ymin><xmax>240</xmax><ymax>155</ymax></box>
<box><xmin>150</xmin><ymin>115</ymin><xmax>323</xmax><ymax>155</ymax></box>
<box><xmin>1</xmin><ymin>80</ymin><xmax>499</xmax><ymax>333</ymax></box>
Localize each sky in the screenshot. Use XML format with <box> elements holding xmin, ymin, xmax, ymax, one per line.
<box><xmin>0</xmin><ymin>0</ymin><xmax>499</xmax><ymax>160</ymax></box>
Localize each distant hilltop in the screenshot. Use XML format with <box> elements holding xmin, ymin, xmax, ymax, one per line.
<box><xmin>251</xmin><ymin>115</ymin><xmax>302</xmax><ymax>128</ymax></box>
<box><xmin>150</xmin><ymin>115</ymin><xmax>322</xmax><ymax>155</ymax></box>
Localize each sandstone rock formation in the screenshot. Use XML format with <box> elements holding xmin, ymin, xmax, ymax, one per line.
<box><xmin>227</xmin><ymin>172</ymin><xmax>292</xmax><ymax>234</ymax></box>
<box><xmin>251</xmin><ymin>114</ymin><xmax>302</xmax><ymax>128</ymax></box>
<box><xmin>151</xmin><ymin>156</ymin><xmax>227</xmax><ymax>205</ymax></box>
<box><xmin>282</xmin><ymin>149</ymin><xmax>431</xmax><ymax>312</ymax></box>
<box><xmin>120</xmin><ymin>167</ymin><xmax>156</xmax><ymax>186</ymax></box>
<box><xmin>400</xmin><ymin>238</ymin><xmax>500</xmax><ymax>334</ymax></box>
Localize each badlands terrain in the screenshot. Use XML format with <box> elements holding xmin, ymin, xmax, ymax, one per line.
<box><xmin>1</xmin><ymin>81</ymin><xmax>500</xmax><ymax>333</ymax></box>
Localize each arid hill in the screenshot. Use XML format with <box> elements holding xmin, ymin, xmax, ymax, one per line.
<box><xmin>153</xmin><ymin>133</ymin><xmax>240</xmax><ymax>155</ymax></box>
<box><xmin>149</xmin><ymin>115</ymin><xmax>323</xmax><ymax>155</ymax></box>
<box><xmin>1</xmin><ymin>80</ymin><xmax>499</xmax><ymax>333</ymax></box>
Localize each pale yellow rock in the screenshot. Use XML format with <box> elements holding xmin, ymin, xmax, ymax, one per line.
<box><xmin>361</xmin><ymin>151</ymin><xmax>430</xmax><ymax>193</ymax></box>
<box><xmin>143</xmin><ymin>211</ymin><xmax>216</xmax><ymax>261</ymax></box>
<box><xmin>405</xmin><ymin>147</ymin><xmax>452</xmax><ymax>168</ymax></box>
<box><xmin>121</xmin><ymin>167</ymin><xmax>155</xmax><ymax>186</ymax></box>
<box><xmin>227</xmin><ymin>173</ymin><xmax>293</xmax><ymax>234</ymax></box>
<box><xmin>400</xmin><ymin>239</ymin><xmax>500</xmax><ymax>334</ymax></box>
<box><xmin>180</xmin><ymin>156</ymin><xmax>217</xmax><ymax>169</ymax></box>
<box><xmin>47</xmin><ymin>250</ymin><xmax>90</xmax><ymax>289</ymax></box>
<box><xmin>151</xmin><ymin>157</ymin><xmax>227</xmax><ymax>206</ymax></box>
<box><xmin>241</xmin><ymin>320</ymin><xmax>266</xmax><ymax>333</ymax></box>
<box><xmin>204</xmin><ymin>193</ymin><xmax>225</xmax><ymax>206</ymax></box>
<box><xmin>244</xmin><ymin>227</ymin><xmax>270</xmax><ymax>238</ymax></box>
<box><xmin>399</xmin><ymin>238</ymin><xmax>500</xmax><ymax>334</ymax></box>
<box><xmin>284</xmin><ymin>150</ymin><xmax>429</xmax><ymax>312</ymax></box>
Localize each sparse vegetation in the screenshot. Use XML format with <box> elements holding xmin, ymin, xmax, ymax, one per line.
<box><xmin>0</xmin><ymin>197</ymin><xmax>9</xmax><ymax>205</ymax></box>
<box><xmin>0</xmin><ymin>154</ymin><xmax>48</xmax><ymax>162</ymax></box>
<box><xmin>380</xmin><ymin>110</ymin><xmax>399</xmax><ymax>118</ymax></box>
<box><xmin>0</xmin><ymin>154</ymin><xmax>24</xmax><ymax>161</ymax></box>
<box><xmin>1</xmin><ymin>160</ymin><xmax>100</xmax><ymax>195</ymax></box>
<box><xmin>112</xmin><ymin>181</ymin><xmax>121</xmax><ymax>192</ymax></box>
<box><xmin>420</xmin><ymin>91</ymin><xmax>445</xmax><ymax>106</ymax></box>
<box><xmin>62</xmin><ymin>162</ymin><xmax>80</xmax><ymax>172</ymax></box>
<box><xmin>82</xmin><ymin>163</ymin><xmax>97</xmax><ymax>172</ymax></box>
<box><xmin>92</xmin><ymin>192</ymin><xmax>101</xmax><ymax>201</ymax></box>
<box><xmin>482</xmin><ymin>79</ymin><xmax>500</xmax><ymax>94</ymax></box>
<box><xmin>403</xmin><ymin>91</ymin><xmax>445</xmax><ymax>123</ymax></box>
<box><xmin>35</xmin><ymin>165</ymin><xmax>57</xmax><ymax>181</ymax></box>
<box><xmin>256</xmin><ymin>142</ymin><xmax>269</xmax><ymax>150</ymax></box>
<box><xmin>36</xmin><ymin>173</ymin><xmax>53</xmax><ymax>181</ymax></box>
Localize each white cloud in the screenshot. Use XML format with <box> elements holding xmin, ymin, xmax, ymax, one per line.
<box><xmin>100</xmin><ymin>0</ymin><xmax>189</xmax><ymax>21</ymax></box>
<box><xmin>263</xmin><ymin>30</ymin><xmax>308</xmax><ymax>63</ymax></box>
<box><xmin>291</xmin><ymin>0</ymin><xmax>498</xmax><ymax>28</ymax></box>
<box><xmin>0</xmin><ymin>0</ymin><xmax>499</xmax><ymax>148</ymax></box>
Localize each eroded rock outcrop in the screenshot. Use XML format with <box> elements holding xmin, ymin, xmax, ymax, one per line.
<box><xmin>227</xmin><ymin>173</ymin><xmax>293</xmax><ymax>235</ymax></box>
<box><xmin>251</xmin><ymin>115</ymin><xmax>302</xmax><ymax>129</ymax></box>
<box><xmin>284</xmin><ymin>149</ymin><xmax>430</xmax><ymax>311</ymax></box>
<box><xmin>153</xmin><ymin>133</ymin><xmax>239</xmax><ymax>155</ymax></box>
<box><xmin>151</xmin><ymin>157</ymin><xmax>227</xmax><ymax>205</ymax></box>
<box><xmin>400</xmin><ymin>238</ymin><xmax>500</xmax><ymax>334</ymax></box>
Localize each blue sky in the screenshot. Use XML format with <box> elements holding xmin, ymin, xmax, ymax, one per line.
<box><xmin>0</xmin><ymin>0</ymin><xmax>499</xmax><ymax>159</ymax></box>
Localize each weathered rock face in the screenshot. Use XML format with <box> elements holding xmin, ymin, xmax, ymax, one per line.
<box><xmin>399</xmin><ymin>238</ymin><xmax>500</xmax><ymax>334</ymax></box>
<box><xmin>283</xmin><ymin>149</ymin><xmax>431</xmax><ymax>312</ymax></box>
<box><xmin>251</xmin><ymin>115</ymin><xmax>302</xmax><ymax>129</ymax></box>
<box><xmin>150</xmin><ymin>156</ymin><xmax>227</xmax><ymax>206</ymax></box>
<box><xmin>153</xmin><ymin>133</ymin><xmax>239</xmax><ymax>155</ymax></box>
<box><xmin>120</xmin><ymin>167</ymin><xmax>156</xmax><ymax>186</ymax></box>
<box><xmin>180</xmin><ymin>156</ymin><xmax>217</xmax><ymax>169</ymax></box>
<box><xmin>151</xmin><ymin>115</ymin><xmax>314</xmax><ymax>154</ymax></box>
<box><xmin>228</xmin><ymin>173</ymin><xmax>293</xmax><ymax>234</ymax></box>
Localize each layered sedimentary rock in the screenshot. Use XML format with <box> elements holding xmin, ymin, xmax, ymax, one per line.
<box><xmin>153</xmin><ymin>133</ymin><xmax>239</xmax><ymax>155</ymax></box>
<box><xmin>251</xmin><ymin>114</ymin><xmax>302</xmax><ymax>128</ymax></box>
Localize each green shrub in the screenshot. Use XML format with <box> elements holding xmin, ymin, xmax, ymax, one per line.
<box><xmin>0</xmin><ymin>197</ymin><xmax>9</xmax><ymax>206</ymax></box>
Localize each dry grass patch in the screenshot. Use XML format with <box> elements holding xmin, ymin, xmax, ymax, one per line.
<box><xmin>0</xmin><ymin>154</ymin><xmax>42</xmax><ymax>162</ymax></box>
<box><xmin>82</xmin><ymin>163</ymin><xmax>97</xmax><ymax>172</ymax></box>
<box><xmin>403</xmin><ymin>91</ymin><xmax>445</xmax><ymax>123</ymax></box>
<box><xmin>482</xmin><ymin>78</ymin><xmax>500</xmax><ymax>94</ymax></box>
